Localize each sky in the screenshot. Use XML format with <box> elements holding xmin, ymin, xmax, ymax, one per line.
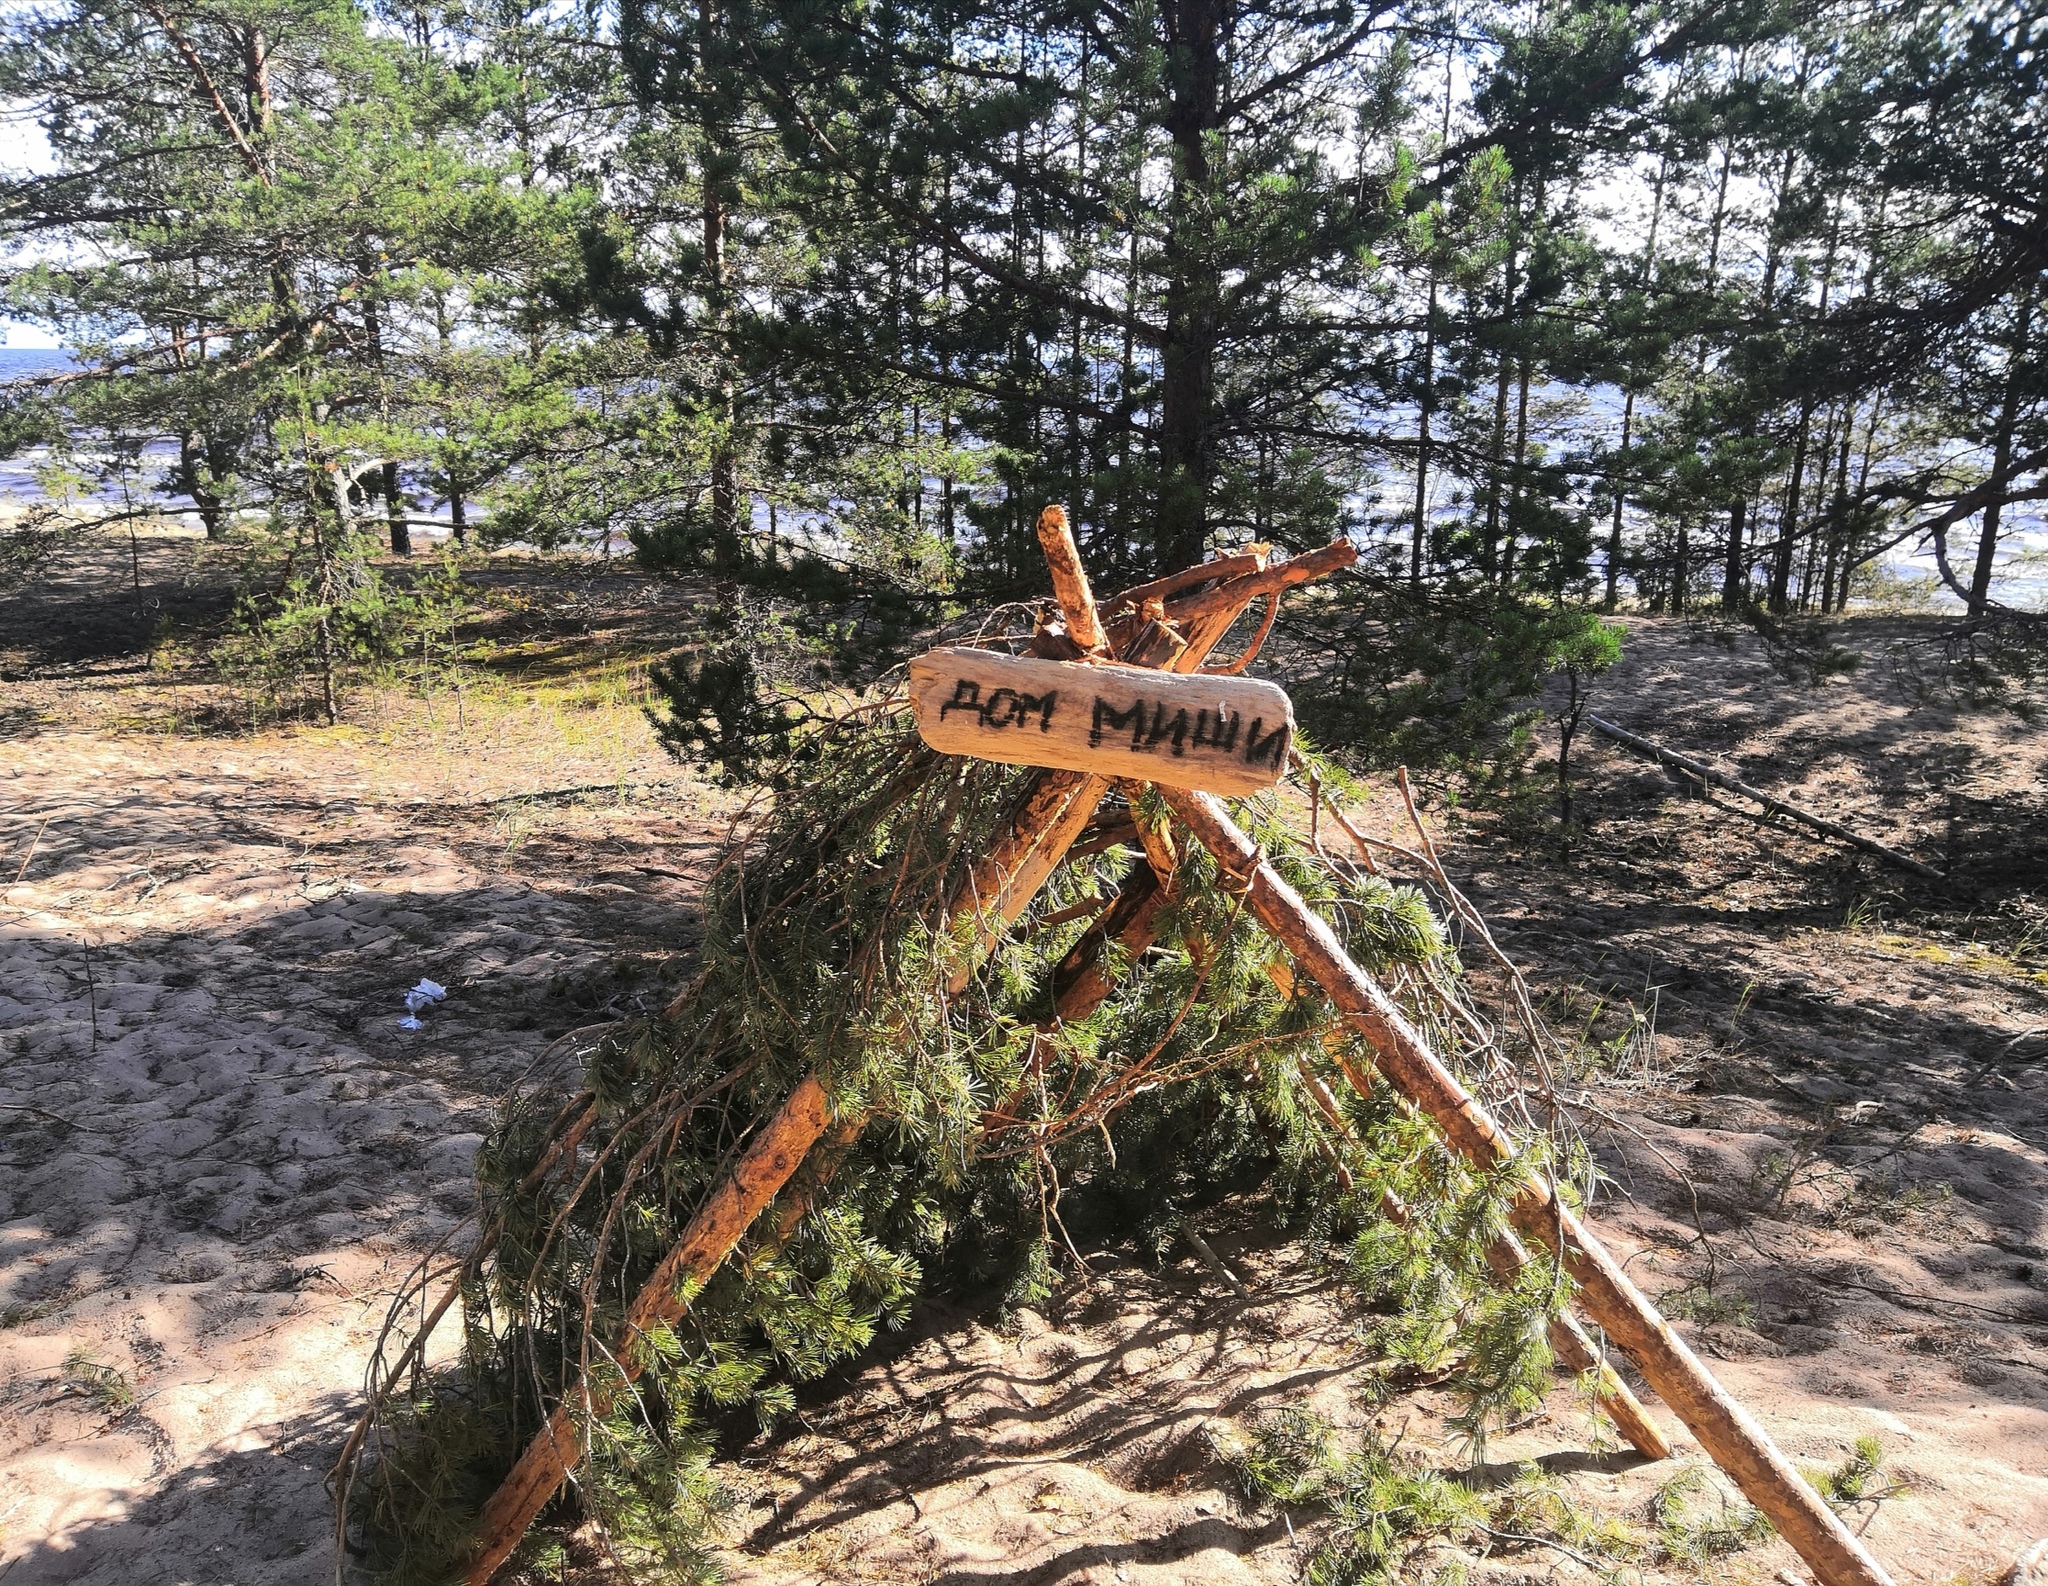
<box><xmin>0</xmin><ymin>103</ymin><xmax>62</xmax><ymax>348</ymax></box>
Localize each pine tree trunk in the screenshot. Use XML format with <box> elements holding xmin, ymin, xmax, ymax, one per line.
<box><xmin>1771</xmin><ymin>200</ymin><xmax>1839</xmax><ymax>613</ymax></box>
<box><xmin>1818</xmin><ymin>405</ymin><xmax>1851</xmax><ymax>613</ymax></box>
<box><xmin>1411</xmin><ymin>267</ymin><xmax>1440</xmax><ymax>588</ymax></box>
<box><xmin>1837</xmin><ymin>392</ymin><xmax>1886</xmax><ymax>610</ymax></box>
<box><xmin>1796</xmin><ymin>402</ymin><xmax>1836</xmax><ymax>611</ymax></box>
<box><xmin>1606</xmin><ymin>392</ymin><xmax>1635</xmax><ymax>610</ymax></box>
<box><xmin>1724</xmin><ymin>105</ymin><xmax>1802</xmax><ymax>613</ymax></box>
<box><xmin>1606</xmin><ymin>160</ymin><xmax>1666</xmax><ymax>610</ymax></box>
<box><xmin>1503</xmin><ymin>178</ymin><xmax>1543</xmax><ymax>588</ymax></box>
<box><xmin>1156</xmin><ymin>0</ymin><xmax>1225</xmax><ymax>574</ymax></box>
<box><xmin>1410</xmin><ymin>55</ymin><xmax>1456</xmax><ymax>591</ymax></box>
<box><xmin>704</xmin><ymin>196</ymin><xmax>738</xmax><ymax>562</ymax></box>
<box><xmin>383</xmin><ymin>460</ymin><xmax>409</xmax><ymax>558</ymax></box>
<box><xmin>1692</xmin><ymin>139</ymin><xmax>1730</xmax><ymax>612</ymax></box>
<box><xmin>1483</xmin><ymin>176</ymin><xmax>1522</xmax><ymax>581</ymax></box>
<box><xmin>1768</xmin><ymin>400</ymin><xmax>1813</xmax><ymax>612</ymax></box>
<box><xmin>702</xmin><ymin>0</ymin><xmax>740</xmax><ymax>565</ymax></box>
<box><xmin>1968</xmin><ymin>282</ymin><xmax>2034</xmax><ymax>615</ymax></box>
<box><xmin>1722</xmin><ymin>495</ymin><xmax>1748</xmax><ymax>611</ymax></box>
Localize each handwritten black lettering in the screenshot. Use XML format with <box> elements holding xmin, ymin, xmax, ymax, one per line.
<box><xmin>1193</xmin><ymin>708</ymin><xmax>1240</xmax><ymax>753</ymax></box>
<box><xmin>1146</xmin><ymin>705</ymin><xmax>1191</xmax><ymax>756</ymax></box>
<box><xmin>938</xmin><ymin>679</ymin><xmax>983</xmax><ymax>721</ymax></box>
<box><xmin>939</xmin><ymin>679</ymin><xmax>1059</xmax><ymax>732</ymax></box>
<box><xmin>1090</xmin><ymin>696</ymin><xmax>1145</xmax><ymax>748</ymax></box>
<box><xmin>1243</xmin><ymin>716</ymin><xmax>1289</xmax><ymax>769</ymax></box>
<box><xmin>983</xmin><ymin>687</ymin><xmax>1020</xmax><ymax>728</ymax></box>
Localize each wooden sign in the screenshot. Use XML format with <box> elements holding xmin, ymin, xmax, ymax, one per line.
<box><xmin>909</xmin><ymin>646</ymin><xmax>1294</xmax><ymax>796</ymax></box>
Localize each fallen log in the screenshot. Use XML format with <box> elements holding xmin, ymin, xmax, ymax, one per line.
<box><xmin>1158</xmin><ymin>784</ymin><xmax>1895</xmax><ymax>1586</ymax></box>
<box><xmin>1585</xmin><ymin>713</ymin><xmax>1944</xmax><ymax>881</ymax></box>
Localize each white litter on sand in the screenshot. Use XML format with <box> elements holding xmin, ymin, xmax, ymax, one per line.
<box><xmin>398</xmin><ymin>977</ymin><xmax>448</xmax><ymax>1028</ymax></box>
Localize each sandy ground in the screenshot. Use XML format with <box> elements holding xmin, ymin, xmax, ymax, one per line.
<box><xmin>1</xmin><ymin>535</ymin><xmax>726</xmax><ymax>1583</ymax></box>
<box><xmin>708</xmin><ymin>618</ymin><xmax>2048</xmax><ymax>1586</ymax></box>
<box><xmin>3</xmin><ymin>534</ymin><xmax>2045</xmax><ymax>1586</ymax></box>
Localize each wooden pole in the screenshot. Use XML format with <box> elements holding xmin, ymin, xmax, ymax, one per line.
<box><xmin>461</xmin><ymin>765</ymin><xmax>1108</xmax><ymax>1584</ymax></box>
<box><xmin>1159</xmin><ymin>786</ymin><xmax>1894</xmax><ymax>1586</ymax></box>
<box><xmin>462</xmin><ymin>1076</ymin><xmax>833</xmax><ymax>1584</ymax></box>
<box><xmin>1266</xmin><ymin>965</ymin><xmax>1669</xmax><ymax>1460</ymax></box>
<box><xmin>1035</xmin><ymin>504</ymin><xmax>1110</xmax><ymax>655</ymax></box>
<box><xmin>1158</xmin><ymin>539</ymin><xmax>1356</xmax><ymax>639</ymax></box>
<box><xmin>1585</xmin><ymin>713</ymin><xmax>1943</xmax><ymax>881</ymax></box>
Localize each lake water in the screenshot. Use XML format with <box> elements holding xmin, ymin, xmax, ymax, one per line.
<box><xmin>3</xmin><ymin>348</ymin><xmax>2040</xmax><ymax>609</ymax></box>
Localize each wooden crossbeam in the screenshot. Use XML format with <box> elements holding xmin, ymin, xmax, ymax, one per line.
<box><xmin>1158</xmin><ymin>784</ymin><xmax>1895</xmax><ymax>1586</ymax></box>
<box><xmin>1266</xmin><ymin>962</ymin><xmax>1670</xmax><ymax>1461</ymax></box>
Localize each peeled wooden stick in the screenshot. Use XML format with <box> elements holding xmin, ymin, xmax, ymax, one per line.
<box><xmin>1105</xmin><ymin>551</ymin><xmax>1267</xmax><ymax>612</ymax></box>
<box><xmin>1266</xmin><ymin>963</ymin><xmax>1669</xmax><ymax>1460</ymax></box>
<box><xmin>461</xmin><ymin>766</ymin><xmax>1109</xmax><ymax>1584</ymax></box>
<box><xmin>1045</xmin><ymin>864</ymin><xmax>1168</xmax><ymax>1017</ymax></box>
<box><xmin>1160</xmin><ymin>785</ymin><xmax>1894</xmax><ymax>1586</ymax></box>
<box><xmin>1161</xmin><ymin>539</ymin><xmax>1356</xmax><ymax>640</ymax></box>
<box><xmin>462</xmin><ymin>1076</ymin><xmax>834</xmax><ymax>1584</ymax></box>
<box><xmin>1117</xmin><ymin>779</ymin><xmax>1180</xmax><ymax>887</ymax></box>
<box><xmin>948</xmin><ymin>769</ymin><xmax>1113</xmax><ymax>977</ymax></box>
<box><xmin>1035</xmin><ymin>504</ymin><xmax>1110</xmax><ymax>655</ymax></box>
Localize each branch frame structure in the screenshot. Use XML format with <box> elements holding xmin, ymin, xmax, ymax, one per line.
<box><xmin>338</xmin><ymin>519</ymin><xmax>1894</xmax><ymax>1586</ymax></box>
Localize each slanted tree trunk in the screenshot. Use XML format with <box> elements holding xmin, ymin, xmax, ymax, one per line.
<box><xmin>1968</xmin><ymin>281</ymin><xmax>2035</xmax><ymax>615</ymax></box>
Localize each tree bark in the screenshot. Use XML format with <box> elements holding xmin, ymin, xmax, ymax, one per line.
<box><xmin>1156</xmin><ymin>0</ymin><xmax>1226</xmax><ymax>573</ymax></box>
<box><xmin>1968</xmin><ymin>281</ymin><xmax>2035</xmax><ymax>615</ymax></box>
<box><xmin>382</xmin><ymin>460</ymin><xmax>409</xmax><ymax>559</ymax></box>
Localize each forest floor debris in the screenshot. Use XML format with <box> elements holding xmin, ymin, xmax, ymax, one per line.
<box><xmin>2</xmin><ymin>529</ymin><xmax>2045</xmax><ymax>1584</ymax></box>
